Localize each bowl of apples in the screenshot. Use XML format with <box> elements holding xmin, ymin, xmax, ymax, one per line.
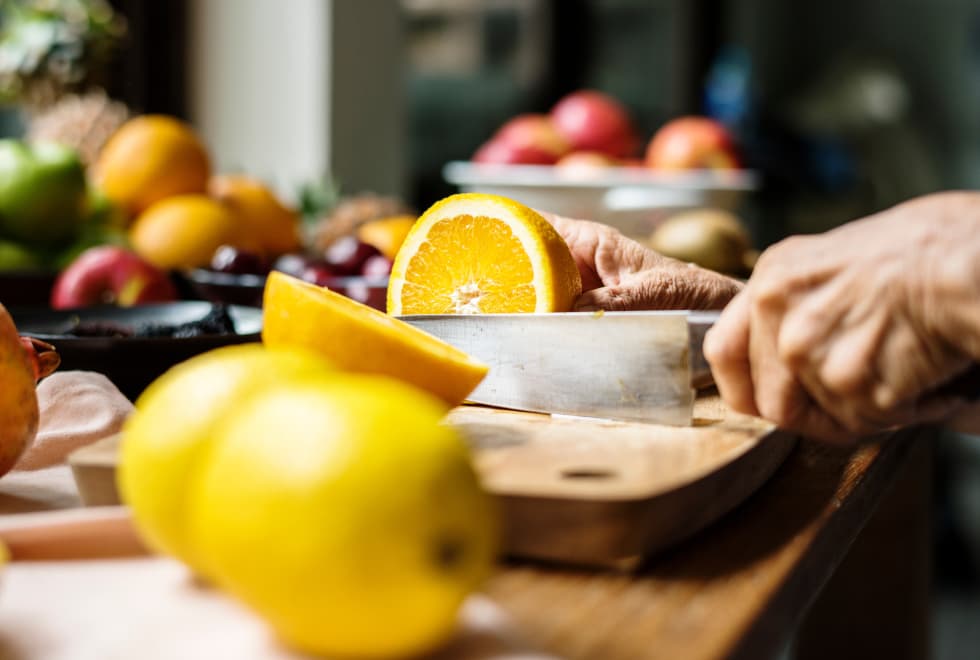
<box><xmin>449</xmin><ymin>90</ymin><xmax>758</xmax><ymax>240</ymax></box>
<box><xmin>184</xmin><ymin>235</ymin><xmax>392</xmax><ymax>311</ymax></box>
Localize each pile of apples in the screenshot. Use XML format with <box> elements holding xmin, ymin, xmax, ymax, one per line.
<box><xmin>472</xmin><ymin>90</ymin><xmax>740</xmax><ymax>172</ymax></box>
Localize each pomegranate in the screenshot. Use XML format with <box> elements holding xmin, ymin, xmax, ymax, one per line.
<box><xmin>20</xmin><ymin>337</ymin><xmax>60</xmax><ymax>381</ymax></box>
<box><xmin>0</xmin><ymin>303</ymin><xmax>42</xmax><ymax>476</ymax></box>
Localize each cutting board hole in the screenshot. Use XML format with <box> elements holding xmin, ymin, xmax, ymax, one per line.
<box><xmin>561</xmin><ymin>468</ymin><xmax>617</xmax><ymax>480</ymax></box>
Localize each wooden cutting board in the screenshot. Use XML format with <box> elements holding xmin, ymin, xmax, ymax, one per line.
<box><xmin>68</xmin><ymin>396</ymin><xmax>794</xmax><ymax>567</ymax></box>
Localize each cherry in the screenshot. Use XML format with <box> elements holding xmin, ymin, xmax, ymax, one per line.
<box><xmin>360</xmin><ymin>254</ymin><xmax>393</xmax><ymax>278</ymax></box>
<box><xmin>300</xmin><ymin>263</ymin><xmax>338</xmax><ymax>287</ymax></box>
<box><xmin>343</xmin><ymin>280</ymin><xmax>386</xmax><ymax>310</ymax></box>
<box><xmin>324</xmin><ymin>237</ymin><xmax>382</xmax><ymax>275</ymax></box>
<box><xmin>211</xmin><ymin>245</ymin><xmax>269</xmax><ymax>275</ymax></box>
<box><xmin>272</xmin><ymin>253</ymin><xmax>314</xmax><ymax>279</ymax></box>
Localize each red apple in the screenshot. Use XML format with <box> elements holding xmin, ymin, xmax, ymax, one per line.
<box><xmin>51</xmin><ymin>246</ymin><xmax>178</xmax><ymax>309</ymax></box>
<box><xmin>472</xmin><ymin>114</ymin><xmax>570</xmax><ymax>165</ymax></box>
<box><xmin>645</xmin><ymin>117</ymin><xmax>740</xmax><ymax>170</ymax></box>
<box><xmin>555</xmin><ymin>151</ymin><xmax>619</xmax><ymax>178</ymax></box>
<box><xmin>472</xmin><ymin>139</ymin><xmax>558</xmax><ymax>165</ymax></box>
<box><xmin>495</xmin><ymin>114</ymin><xmax>569</xmax><ymax>156</ymax></box>
<box><xmin>550</xmin><ymin>90</ymin><xmax>638</xmax><ymax>159</ymax></box>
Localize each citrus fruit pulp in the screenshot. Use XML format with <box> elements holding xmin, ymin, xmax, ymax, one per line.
<box><xmin>117</xmin><ymin>343</ymin><xmax>334</xmax><ymax>573</ymax></box>
<box><xmin>386</xmin><ymin>193</ymin><xmax>582</xmax><ymax>314</ymax></box>
<box><xmin>189</xmin><ymin>373</ymin><xmax>497</xmax><ymax>658</ymax></box>
<box><xmin>262</xmin><ymin>271</ymin><xmax>488</xmax><ymax>407</ymax></box>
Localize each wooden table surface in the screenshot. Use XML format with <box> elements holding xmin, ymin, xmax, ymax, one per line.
<box><xmin>0</xmin><ymin>427</ymin><xmax>931</xmax><ymax>660</ymax></box>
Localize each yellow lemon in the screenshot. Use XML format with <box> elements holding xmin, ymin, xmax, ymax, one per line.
<box><xmin>188</xmin><ymin>373</ymin><xmax>498</xmax><ymax>658</ymax></box>
<box><xmin>387</xmin><ymin>193</ymin><xmax>582</xmax><ymax>314</ymax></box>
<box><xmin>356</xmin><ymin>214</ymin><xmax>417</xmax><ymax>260</ymax></box>
<box><xmin>208</xmin><ymin>174</ymin><xmax>301</xmax><ymax>257</ymax></box>
<box><xmin>129</xmin><ymin>194</ymin><xmax>241</xmax><ymax>270</ymax></box>
<box><xmin>117</xmin><ymin>344</ymin><xmax>334</xmax><ymax>573</ymax></box>
<box><xmin>94</xmin><ymin>115</ymin><xmax>210</xmax><ymax>218</ymax></box>
<box><xmin>262</xmin><ymin>271</ymin><xmax>488</xmax><ymax>407</ymax></box>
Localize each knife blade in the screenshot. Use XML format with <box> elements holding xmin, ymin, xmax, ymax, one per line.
<box><xmin>397</xmin><ymin>311</ymin><xmax>719</xmax><ymax>425</ymax></box>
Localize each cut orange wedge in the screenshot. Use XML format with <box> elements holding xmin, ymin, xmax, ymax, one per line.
<box><xmin>262</xmin><ymin>271</ymin><xmax>488</xmax><ymax>407</ymax></box>
<box><xmin>387</xmin><ymin>193</ymin><xmax>582</xmax><ymax>314</ymax></box>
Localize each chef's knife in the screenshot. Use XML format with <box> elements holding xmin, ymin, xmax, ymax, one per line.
<box><xmin>397</xmin><ymin>311</ymin><xmax>719</xmax><ymax>426</ymax></box>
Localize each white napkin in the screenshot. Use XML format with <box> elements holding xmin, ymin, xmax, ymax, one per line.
<box><xmin>14</xmin><ymin>371</ymin><xmax>133</xmax><ymax>471</ymax></box>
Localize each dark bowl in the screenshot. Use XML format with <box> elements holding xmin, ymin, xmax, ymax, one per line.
<box><xmin>0</xmin><ymin>270</ymin><xmax>58</xmax><ymax>307</ymax></box>
<box><xmin>10</xmin><ymin>302</ymin><xmax>263</xmax><ymax>401</ymax></box>
<box><xmin>181</xmin><ymin>268</ymin><xmax>390</xmax><ymax>311</ymax></box>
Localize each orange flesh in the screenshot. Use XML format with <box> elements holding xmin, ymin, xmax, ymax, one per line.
<box><xmin>399</xmin><ymin>214</ymin><xmax>536</xmax><ymax>313</ymax></box>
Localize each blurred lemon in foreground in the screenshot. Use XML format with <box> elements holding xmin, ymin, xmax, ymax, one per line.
<box><xmin>118</xmin><ymin>344</ymin><xmax>334</xmax><ymax>574</ymax></box>
<box><xmin>189</xmin><ymin>374</ymin><xmax>497</xmax><ymax>658</ymax></box>
<box><xmin>129</xmin><ymin>194</ymin><xmax>241</xmax><ymax>269</ymax></box>
<box><xmin>263</xmin><ymin>271</ymin><xmax>488</xmax><ymax>407</ymax></box>
<box><xmin>208</xmin><ymin>174</ymin><xmax>301</xmax><ymax>257</ymax></box>
<box><xmin>94</xmin><ymin>115</ymin><xmax>210</xmax><ymax>218</ymax></box>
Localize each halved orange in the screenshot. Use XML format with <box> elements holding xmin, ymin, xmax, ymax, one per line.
<box><xmin>262</xmin><ymin>271</ymin><xmax>488</xmax><ymax>407</ymax></box>
<box><xmin>386</xmin><ymin>193</ymin><xmax>582</xmax><ymax>314</ymax></box>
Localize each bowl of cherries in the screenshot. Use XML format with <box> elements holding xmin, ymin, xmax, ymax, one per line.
<box><xmin>183</xmin><ymin>236</ymin><xmax>392</xmax><ymax>310</ymax></box>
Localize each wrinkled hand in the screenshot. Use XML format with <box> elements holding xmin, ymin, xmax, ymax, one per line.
<box><xmin>542</xmin><ymin>212</ymin><xmax>742</xmax><ymax>311</ymax></box>
<box><xmin>704</xmin><ymin>192</ymin><xmax>980</xmax><ymax>442</ymax></box>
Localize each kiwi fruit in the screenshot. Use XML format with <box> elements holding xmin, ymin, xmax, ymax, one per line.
<box><xmin>648</xmin><ymin>208</ymin><xmax>753</xmax><ymax>275</ymax></box>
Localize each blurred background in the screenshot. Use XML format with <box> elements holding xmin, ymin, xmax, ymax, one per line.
<box><xmin>1</xmin><ymin>0</ymin><xmax>979</xmax><ymax>657</ymax></box>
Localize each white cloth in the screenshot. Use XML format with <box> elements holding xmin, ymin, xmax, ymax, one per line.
<box><xmin>14</xmin><ymin>371</ymin><xmax>133</xmax><ymax>470</ymax></box>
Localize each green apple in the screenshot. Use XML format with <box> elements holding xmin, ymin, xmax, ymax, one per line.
<box><xmin>0</xmin><ymin>140</ymin><xmax>88</xmax><ymax>246</ymax></box>
<box><xmin>0</xmin><ymin>239</ymin><xmax>43</xmax><ymax>272</ymax></box>
<box><xmin>84</xmin><ymin>184</ymin><xmax>129</xmax><ymax>229</ymax></box>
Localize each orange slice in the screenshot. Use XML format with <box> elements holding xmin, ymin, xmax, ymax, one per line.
<box><xmin>387</xmin><ymin>193</ymin><xmax>582</xmax><ymax>314</ymax></box>
<box><xmin>262</xmin><ymin>271</ymin><xmax>488</xmax><ymax>407</ymax></box>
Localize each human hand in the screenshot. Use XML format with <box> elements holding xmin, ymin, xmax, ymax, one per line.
<box><xmin>704</xmin><ymin>192</ymin><xmax>980</xmax><ymax>442</ymax></box>
<box><xmin>542</xmin><ymin>212</ymin><xmax>743</xmax><ymax>311</ymax></box>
